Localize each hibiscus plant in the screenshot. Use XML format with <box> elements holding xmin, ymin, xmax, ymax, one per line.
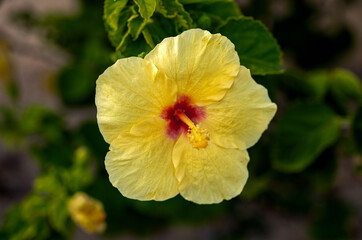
<box><xmin>0</xmin><ymin>0</ymin><xmax>361</xmax><ymax>239</ymax></box>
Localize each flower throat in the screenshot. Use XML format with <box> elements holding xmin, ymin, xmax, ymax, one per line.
<box><xmin>176</xmin><ymin>111</ymin><xmax>209</xmax><ymax>149</ymax></box>
<box><xmin>161</xmin><ymin>95</ymin><xmax>209</xmax><ymax>149</ymax></box>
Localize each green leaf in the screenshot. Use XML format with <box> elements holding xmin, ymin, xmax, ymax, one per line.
<box><xmin>22</xmin><ymin>195</ymin><xmax>49</xmax><ymax>220</ymax></box>
<box><xmin>156</xmin><ymin>0</ymin><xmax>193</xmax><ymax>29</ymax></box>
<box><xmin>106</xmin><ymin>4</ymin><xmax>151</xmax><ymax>55</ymax></box>
<box><xmin>218</xmin><ymin>17</ymin><xmax>283</xmax><ymax>75</ymax></box>
<box><xmin>329</xmin><ymin>68</ymin><xmax>362</xmax><ymax>109</ymax></box>
<box><xmin>185</xmin><ymin>0</ymin><xmax>241</xmax><ymax>20</ymax></box>
<box><xmin>142</xmin><ymin>14</ymin><xmax>178</xmax><ymax>48</ymax></box>
<box><xmin>48</xmin><ymin>194</ymin><xmax>70</xmax><ymax>234</ymax></box>
<box><xmin>142</xmin><ymin>26</ymin><xmax>156</xmax><ymax>47</ymax></box>
<box><xmin>34</xmin><ymin>173</ymin><xmax>62</xmax><ymax>195</ymax></box>
<box><xmin>104</xmin><ymin>0</ymin><xmax>135</xmax><ymax>49</ymax></box>
<box><xmin>272</xmin><ymin>102</ymin><xmax>341</xmax><ymax>172</ymax></box>
<box><xmin>116</xmin><ymin>33</ymin><xmax>152</xmax><ymax>57</ymax></box>
<box><xmin>61</xmin><ymin>159</ymin><xmax>92</xmax><ymax>192</ymax></box>
<box><xmin>128</xmin><ymin>5</ymin><xmax>148</xmax><ymax>40</ymax></box>
<box><xmin>134</xmin><ymin>0</ymin><xmax>157</xmax><ymax>19</ymax></box>
<box><xmin>157</xmin><ymin>0</ymin><xmax>182</xmax><ymax>18</ymax></box>
<box><xmin>185</xmin><ymin>0</ymin><xmax>241</xmax><ymax>30</ymax></box>
<box><xmin>106</xmin><ymin>7</ymin><xmax>133</xmax><ymax>48</ymax></box>
<box><xmin>103</xmin><ymin>0</ymin><xmax>128</xmax><ymax>31</ymax></box>
<box><xmin>179</xmin><ymin>0</ymin><xmax>228</xmax><ymax>3</ymax></box>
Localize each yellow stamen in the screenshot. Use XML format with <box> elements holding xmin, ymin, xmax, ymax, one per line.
<box><xmin>177</xmin><ymin>112</ymin><xmax>209</xmax><ymax>149</ymax></box>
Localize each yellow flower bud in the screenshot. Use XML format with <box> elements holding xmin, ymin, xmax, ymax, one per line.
<box><xmin>68</xmin><ymin>192</ymin><xmax>106</xmax><ymax>234</ymax></box>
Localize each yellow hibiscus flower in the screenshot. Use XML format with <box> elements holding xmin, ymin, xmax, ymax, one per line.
<box><xmin>95</xmin><ymin>29</ymin><xmax>277</xmax><ymax>204</ymax></box>
<box><xmin>68</xmin><ymin>192</ymin><xmax>106</xmax><ymax>233</ymax></box>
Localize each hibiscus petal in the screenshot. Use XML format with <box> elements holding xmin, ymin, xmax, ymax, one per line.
<box><xmin>172</xmin><ymin>135</ymin><xmax>249</xmax><ymax>204</ymax></box>
<box><xmin>96</xmin><ymin>57</ymin><xmax>177</xmax><ymax>144</ymax></box>
<box><xmin>105</xmin><ymin>117</ymin><xmax>179</xmax><ymax>201</ymax></box>
<box><xmin>145</xmin><ymin>28</ymin><xmax>240</xmax><ymax>106</ymax></box>
<box><xmin>204</xmin><ymin>66</ymin><xmax>277</xmax><ymax>149</ymax></box>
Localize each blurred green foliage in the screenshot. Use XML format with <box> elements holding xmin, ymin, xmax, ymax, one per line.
<box><xmin>0</xmin><ymin>39</ymin><xmax>18</xmax><ymax>99</ymax></box>
<box><xmin>309</xmin><ymin>198</ymin><xmax>353</xmax><ymax>240</ymax></box>
<box><xmin>272</xmin><ymin>102</ymin><xmax>341</xmax><ymax>172</ymax></box>
<box><xmin>1</xmin><ymin>0</ymin><xmax>361</xmax><ymax>239</ymax></box>
<box><xmin>42</xmin><ymin>0</ymin><xmax>113</xmax><ymax>106</ymax></box>
<box><xmin>0</xmin><ymin>147</ymin><xmax>92</xmax><ymax>240</ymax></box>
<box><xmin>218</xmin><ymin>17</ymin><xmax>282</xmax><ymax>75</ymax></box>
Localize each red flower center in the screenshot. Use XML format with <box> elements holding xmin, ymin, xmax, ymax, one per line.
<box><xmin>161</xmin><ymin>95</ymin><xmax>206</xmax><ymax>139</ymax></box>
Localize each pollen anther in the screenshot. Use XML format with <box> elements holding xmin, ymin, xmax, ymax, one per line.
<box><xmin>177</xmin><ymin>112</ymin><xmax>209</xmax><ymax>149</ymax></box>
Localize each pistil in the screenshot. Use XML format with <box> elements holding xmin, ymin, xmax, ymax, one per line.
<box><xmin>176</xmin><ymin>112</ymin><xmax>209</xmax><ymax>149</ymax></box>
